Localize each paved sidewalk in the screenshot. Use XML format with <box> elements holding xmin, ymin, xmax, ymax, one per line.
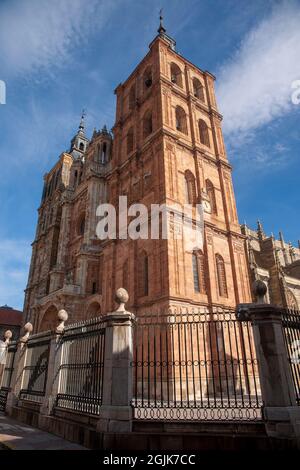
<box><xmin>0</xmin><ymin>413</ymin><xmax>87</xmax><ymax>450</ymax></box>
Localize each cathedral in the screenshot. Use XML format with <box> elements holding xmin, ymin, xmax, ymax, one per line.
<box><xmin>242</xmin><ymin>223</ymin><xmax>300</xmax><ymax>309</ymax></box>
<box><xmin>23</xmin><ymin>20</ymin><xmax>252</xmax><ymax>332</ymax></box>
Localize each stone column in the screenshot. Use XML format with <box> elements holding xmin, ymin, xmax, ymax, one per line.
<box><xmin>97</xmin><ymin>288</ymin><xmax>135</xmax><ymax>433</ymax></box>
<box><xmin>6</xmin><ymin>322</ymin><xmax>33</xmax><ymax>415</ymax></box>
<box><xmin>237</xmin><ymin>280</ymin><xmax>300</xmax><ymax>442</ymax></box>
<box><xmin>39</xmin><ymin>309</ymin><xmax>68</xmax><ymax>423</ymax></box>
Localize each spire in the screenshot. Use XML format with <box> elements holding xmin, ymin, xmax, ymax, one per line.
<box><xmin>158</xmin><ymin>8</ymin><xmax>166</xmax><ymax>35</ymax></box>
<box><xmin>289</xmin><ymin>242</ymin><xmax>295</xmax><ymax>262</ymax></box>
<box><xmin>279</xmin><ymin>231</ymin><xmax>285</xmax><ymax>245</ymax></box>
<box><xmin>79</xmin><ymin>109</ymin><xmax>86</xmax><ymax>133</ymax></box>
<box><xmin>257</xmin><ymin>220</ymin><xmax>265</xmax><ymax>241</ymax></box>
<box><xmin>69</xmin><ymin>109</ymin><xmax>89</xmax><ymax>158</ymax></box>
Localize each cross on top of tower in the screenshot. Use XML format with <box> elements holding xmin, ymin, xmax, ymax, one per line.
<box><xmin>158</xmin><ymin>8</ymin><xmax>166</xmax><ymax>35</ymax></box>
<box><xmin>154</xmin><ymin>9</ymin><xmax>176</xmax><ymax>51</ymax></box>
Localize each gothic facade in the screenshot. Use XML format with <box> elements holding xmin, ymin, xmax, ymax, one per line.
<box><xmin>242</xmin><ymin>223</ymin><xmax>300</xmax><ymax>309</ymax></box>
<box><xmin>23</xmin><ymin>24</ymin><xmax>252</xmax><ymax>332</ymax></box>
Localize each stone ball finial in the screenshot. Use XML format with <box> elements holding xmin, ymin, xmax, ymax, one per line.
<box><xmin>114</xmin><ymin>288</ymin><xmax>129</xmax><ymax>313</ymax></box>
<box><xmin>24</xmin><ymin>322</ymin><xmax>33</xmax><ymax>333</ymax></box>
<box><xmin>253</xmin><ymin>279</ymin><xmax>267</xmax><ymax>304</ymax></box>
<box><xmin>20</xmin><ymin>322</ymin><xmax>33</xmax><ymax>343</ymax></box>
<box><xmin>58</xmin><ymin>309</ymin><xmax>68</xmax><ymax>322</ymax></box>
<box><xmin>56</xmin><ymin>309</ymin><xmax>68</xmax><ymax>334</ymax></box>
<box><xmin>4</xmin><ymin>330</ymin><xmax>12</xmax><ymax>344</ymax></box>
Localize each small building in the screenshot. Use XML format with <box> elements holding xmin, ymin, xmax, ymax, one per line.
<box><xmin>0</xmin><ymin>305</ymin><xmax>23</xmax><ymax>340</ymax></box>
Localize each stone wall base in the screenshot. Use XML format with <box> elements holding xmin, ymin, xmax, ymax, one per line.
<box><xmin>7</xmin><ymin>406</ymin><xmax>299</xmax><ymax>450</ymax></box>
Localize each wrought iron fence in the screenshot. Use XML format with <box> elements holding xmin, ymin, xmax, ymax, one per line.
<box><xmin>55</xmin><ymin>316</ymin><xmax>105</xmax><ymax>415</ymax></box>
<box><xmin>19</xmin><ymin>332</ymin><xmax>50</xmax><ymax>403</ymax></box>
<box><xmin>282</xmin><ymin>308</ymin><xmax>300</xmax><ymax>405</ymax></box>
<box><xmin>0</xmin><ymin>342</ymin><xmax>17</xmax><ymax>412</ymax></box>
<box><xmin>131</xmin><ymin>307</ymin><xmax>262</xmax><ymax>421</ymax></box>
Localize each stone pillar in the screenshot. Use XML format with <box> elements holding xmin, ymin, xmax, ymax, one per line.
<box><xmin>39</xmin><ymin>309</ymin><xmax>68</xmax><ymax>421</ymax></box>
<box><xmin>6</xmin><ymin>323</ymin><xmax>33</xmax><ymax>415</ymax></box>
<box><xmin>237</xmin><ymin>280</ymin><xmax>300</xmax><ymax>443</ymax></box>
<box><xmin>97</xmin><ymin>288</ymin><xmax>135</xmax><ymax>433</ymax></box>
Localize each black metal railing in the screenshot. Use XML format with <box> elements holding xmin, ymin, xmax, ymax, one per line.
<box><xmin>282</xmin><ymin>308</ymin><xmax>300</xmax><ymax>405</ymax></box>
<box><xmin>0</xmin><ymin>342</ymin><xmax>17</xmax><ymax>411</ymax></box>
<box><xmin>131</xmin><ymin>307</ymin><xmax>262</xmax><ymax>421</ymax></box>
<box><xmin>55</xmin><ymin>317</ymin><xmax>105</xmax><ymax>415</ymax></box>
<box><xmin>19</xmin><ymin>333</ymin><xmax>50</xmax><ymax>403</ymax></box>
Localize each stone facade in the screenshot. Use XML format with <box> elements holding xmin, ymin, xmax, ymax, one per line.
<box><xmin>23</xmin><ymin>26</ymin><xmax>252</xmax><ymax>332</ymax></box>
<box><xmin>242</xmin><ymin>222</ymin><xmax>300</xmax><ymax>309</ymax></box>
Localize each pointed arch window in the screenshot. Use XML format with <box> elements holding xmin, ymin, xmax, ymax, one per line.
<box><xmin>206</xmin><ymin>179</ymin><xmax>217</xmax><ymax>215</ymax></box>
<box><xmin>192</xmin><ymin>250</ymin><xmax>207</xmax><ymax>294</ymax></box>
<box><xmin>170</xmin><ymin>62</ymin><xmax>183</xmax><ymax>88</ymax></box>
<box><xmin>143</xmin><ymin>110</ymin><xmax>153</xmax><ymax>139</ymax></box>
<box><xmin>175</xmin><ymin>106</ymin><xmax>188</xmax><ymax>134</ymax></box>
<box><xmin>127</xmin><ymin>127</ymin><xmax>134</xmax><ymax>154</ymax></box>
<box><xmin>198</xmin><ymin>119</ymin><xmax>210</xmax><ymax>147</ymax></box>
<box><xmin>184</xmin><ymin>170</ymin><xmax>196</xmax><ymax>204</ymax></box>
<box><xmin>193</xmin><ymin>78</ymin><xmax>205</xmax><ymax>101</ymax></box>
<box><xmin>138</xmin><ymin>250</ymin><xmax>149</xmax><ymax>296</ymax></box>
<box><xmin>216</xmin><ymin>254</ymin><xmax>228</xmax><ymax>297</ymax></box>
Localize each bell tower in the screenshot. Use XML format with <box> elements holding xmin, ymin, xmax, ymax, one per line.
<box><xmin>101</xmin><ymin>17</ymin><xmax>251</xmax><ymax>312</ymax></box>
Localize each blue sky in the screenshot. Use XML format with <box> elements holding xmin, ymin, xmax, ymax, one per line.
<box><xmin>0</xmin><ymin>0</ymin><xmax>299</xmax><ymax>310</ymax></box>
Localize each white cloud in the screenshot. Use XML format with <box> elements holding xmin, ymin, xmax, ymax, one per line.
<box><xmin>0</xmin><ymin>239</ymin><xmax>31</xmax><ymax>310</ymax></box>
<box><xmin>217</xmin><ymin>0</ymin><xmax>300</xmax><ymax>140</ymax></box>
<box><xmin>0</xmin><ymin>0</ymin><xmax>114</xmax><ymax>76</ymax></box>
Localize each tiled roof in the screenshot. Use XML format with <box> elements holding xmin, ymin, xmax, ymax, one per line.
<box><xmin>0</xmin><ymin>305</ymin><xmax>23</xmax><ymax>326</ymax></box>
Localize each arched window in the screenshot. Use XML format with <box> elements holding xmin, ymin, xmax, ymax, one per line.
<box><xmin>193</xmin><ymin>78</ymin><xmax>205</xmax><ymax>101</ymax></box>
<box><xmin>95</xmin><ymin>144</ymin><xmax>101</xmax><ymax>163</ymax></box>
<box><xmin>192</xmin><ymin>250</ymin><xmax>207</xmax><ymax>294</ymax></box>
<box><xmin>143</xmin><ymin>66</ymin><xmax>152</xmax><ymax>90</ymax></box>
<box><xmin>79</xmin><ymin>142</ymin><xmax>84</xmax><ymax>151</ymax></box>
<box><xmin>184</xmin><ymin>170</ymin><xmax>196</xmax><ymax>204</ymax></box>
<box><xmin>206</xmin><ymin>179</ymin><xmax>217</xmax><ymax>215</ymax></box>
<box><xmin>78</xmin><ymin>214</ymin><xmax>85</xmax><ymax>236</ymax></box>
<box><xmin>138</xmin><ymin>250</ymin><xmax>149</xmax><ymax>296</ymax></box>
<box><xmin>216</xmin><ymin>254</ymin><xmax>228</xmax><ymax>297</ymax></box>
<box><xmin>143</xmin><ymin>110</ymin><xmax>153</xmax><ymax>139</ymax></box>
<box><xmin>127</xmin><ymin>128</ymin><xmax>134</xmax><ymax>154</ymax></box>
<box><xmin>170</xmin><ymin>62</ymin><xmax>183</xmax><ymax>87</ymax></box>
<box><xmin>175</xmin><ymin>106</ymin><xmax>188</xmax><ymax>134</ymax></box>
<box><xmin>39</xmin><ymin>305</ymin><xmax>58</xmax><ymax>332</ymax></box>
<box><xmin>198</xmin><ymin>119</ymin><xmax>210</xmax><ymax>147</ymax></box>
<box><xmin>101</xmin><ymin>142</ymin><xmax>107</xmax><ymax>164</ymax></box>
<box><xmin>129</xmin><ymin>85</ymin><xmax>135</xmax><ymax>110</ymax></box>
